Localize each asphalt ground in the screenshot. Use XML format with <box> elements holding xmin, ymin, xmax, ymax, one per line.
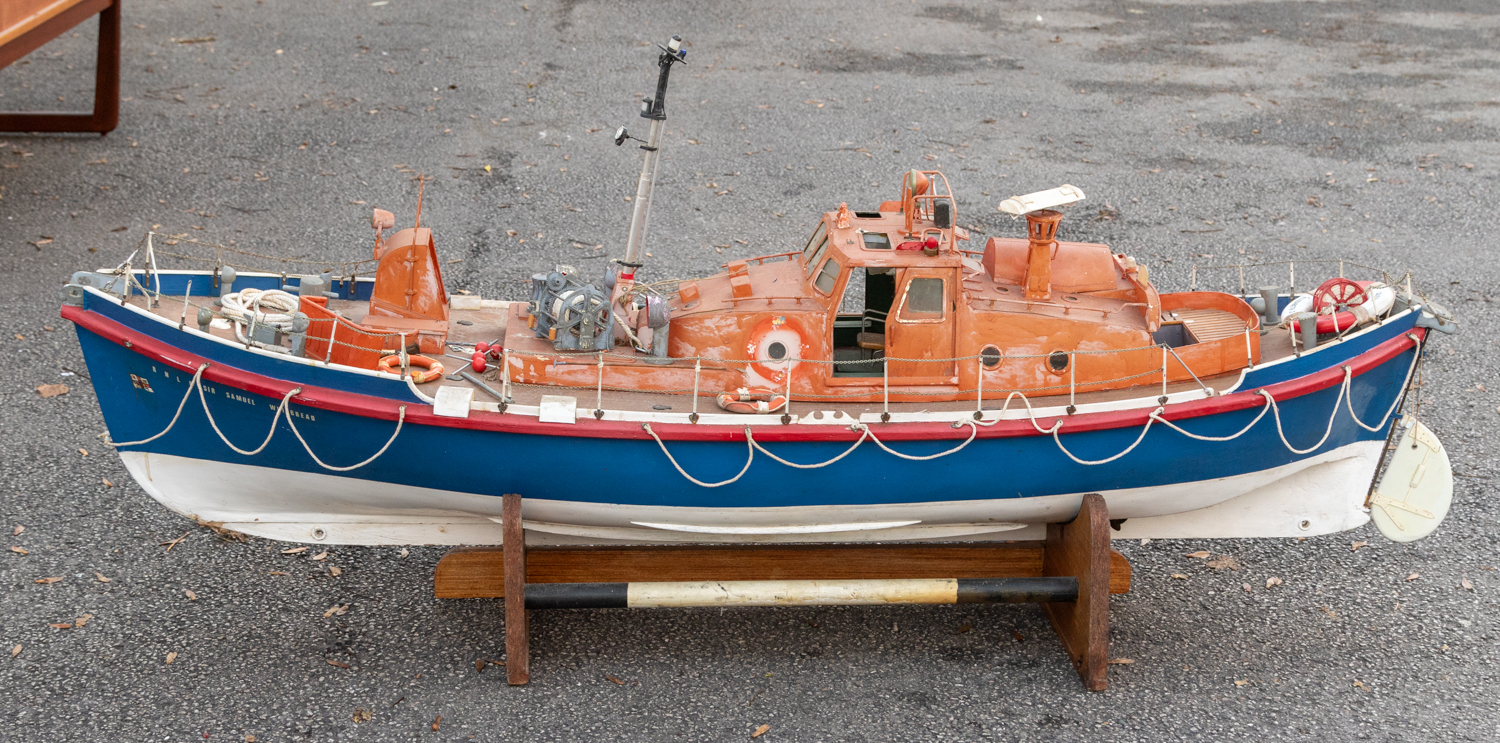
<box><xmin>2</xmin><ymin>1</ymin><xmax>1498</xmax><ymax>741</ymax></box>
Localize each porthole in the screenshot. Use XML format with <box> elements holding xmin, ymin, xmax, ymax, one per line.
<box><xmin>996</xmin><ymin>286</ymin><xmax>1010</xmax><ymax>294</ymax></box>
<box><xmin>1064</xmin><ymin>295</ymin><xmax>1080</xmax><ymax>302</ymax></box>
<box><xmin>1048</xmin><ymin>351</ymin><xmax>1070</xmax><ymax>372</ymax></box>
<box><xmin>981</xmin><ymin>346</ymin><xmax>1001</xmax><ymax>369</ymax></box>
<box><xmin>767</xmin><ymin>341</ymin><xmax>787</xmax><ymax>361</ymax></box>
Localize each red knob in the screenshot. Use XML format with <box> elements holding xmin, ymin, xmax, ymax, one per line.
<box><xmin>470</xmin><ymin>352</ymin><xmax>487</xmax><ymax>373</ymax></box>
<box><xmin>475</xmin><ymin>341</ymin><xmax>490</xmax><ymax>354</ymax></box>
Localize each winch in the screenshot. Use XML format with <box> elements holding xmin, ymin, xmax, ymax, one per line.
<box><xmin>528</xmin><ymin>266</ymin><xmax>617</xmax><ymax>351</ymax></box>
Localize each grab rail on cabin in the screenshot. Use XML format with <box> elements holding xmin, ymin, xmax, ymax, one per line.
<box><xmin>722</xmin><ymin>251</ymin><xmax>800</xmax><ymax>268</ymax></box>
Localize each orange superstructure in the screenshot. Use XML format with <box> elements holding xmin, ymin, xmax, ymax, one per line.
<box><xmin>492</xmin><ymin>170</ymin><xmax>1261</xmax><ymax>403</ymax></box>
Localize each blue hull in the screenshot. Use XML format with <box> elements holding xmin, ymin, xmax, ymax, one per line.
<box><xmin>72</xmin><ymin>286</ymin><xmax>1419</xmax><ymax>513</ymax></box>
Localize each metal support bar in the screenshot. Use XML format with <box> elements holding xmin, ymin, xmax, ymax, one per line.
<box><xmin>522</xmin><ymin>577</ymin><xmax>1079</xmax><ymax>610</ymax></box>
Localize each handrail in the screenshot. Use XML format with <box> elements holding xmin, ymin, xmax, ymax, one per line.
<box><xmin>723</xmin><ymin>251</ymin><xmax>800</xmax><ymax>268</ymax></box>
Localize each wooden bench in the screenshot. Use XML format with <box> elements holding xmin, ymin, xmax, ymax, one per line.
<box><xmin>0</xmin><ymin>0</ymin><xmax>120</xmax><ymax>134</ymax></box>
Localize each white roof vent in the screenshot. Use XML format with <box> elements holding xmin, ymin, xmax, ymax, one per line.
<box><xmin>998</xmin><ymin>184</ymin><xmax>1086</xmax><ymax>216</ymax></box>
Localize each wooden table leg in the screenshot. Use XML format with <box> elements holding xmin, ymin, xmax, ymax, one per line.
<box><xmin>1042</xmin><ymin>493</ymin><xmax>1110</xmax><ymax>691</ymax></box>
<box><xmin>0</xmin><ymin>0</ymin><xmax>121</xmax><ymax>134</ymax></box>
<box><xmin>502</xmin><ymin>493</ymin><xmax>529</xmax><ymax>685</ymax></box>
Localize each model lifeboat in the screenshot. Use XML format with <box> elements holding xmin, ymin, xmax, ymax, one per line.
<box><xmin>59</xmin><ymin>35</ymin><xmax>1457</xmax><ymax>549</ymax></box>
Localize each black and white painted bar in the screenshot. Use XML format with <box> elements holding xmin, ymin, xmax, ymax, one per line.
<box><xmin>523</xmin><ymin>577</ymin><xmax>1079</xmax><ymax>609</ymax></box>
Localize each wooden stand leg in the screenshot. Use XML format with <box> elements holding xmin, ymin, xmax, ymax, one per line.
<box><xmin>502</xmin><ymin>493</ymin><xmax>529</xmax><ymax>685</ymax></box>
<box><xmin>1042</xmin><ymin>493</ymin><xmax>1110</xmax><ymax>691</ymax></box>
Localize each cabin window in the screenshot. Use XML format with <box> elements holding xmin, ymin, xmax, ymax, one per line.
<box><xmin>1048</xmin><ymin>351</ymin><xmax>1070</xmax><ymax>372</ymax></box>
<box><xmin>801</xmin><ymin>222</ymin><xmax>828</xmax><ymax>275</ymax></box>
<box><xmin>861</xmin><ymin>232</ymin><xmax>891</xmax><ymax>250</ymax></box>
<box><xmin>900</xmin><ymin>277</ymin><xmax>945</xmax><ymax>319</ymax></box>
<box><xmin>981</xmin><ymin>346</ymin><xmax>1002</xmax><ymax>368</ymax></box>
<box><xmin>814</xmin><ymin>257</ymin><xmax>842</xmax><ymax>294</ymax></box>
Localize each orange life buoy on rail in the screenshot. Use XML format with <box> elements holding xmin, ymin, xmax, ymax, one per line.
<box><xmin>377</xmin><ymin>354</ymin><xmax>445</xmax><ymax>383</ymax></box>
<box><xmin>745</xmin><ymin>316</ymin><xmax>806</xmax><ymax>387</ymax></box>
<box><xmin>716</xmin><ymin>388</ymin><xmax>789</xmax><ymax>415</ymax></box>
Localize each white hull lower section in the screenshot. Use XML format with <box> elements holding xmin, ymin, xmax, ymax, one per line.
<box><xmin>117</xmin><ymin>442</ymin><xmax>1380</xmax><ymax>546</ymax></box>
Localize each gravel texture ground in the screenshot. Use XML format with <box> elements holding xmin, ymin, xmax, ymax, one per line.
<box><xmin>2</xmin><ymin>1</ymin><xmax>1498</xmax><ymax>741</ymax></box>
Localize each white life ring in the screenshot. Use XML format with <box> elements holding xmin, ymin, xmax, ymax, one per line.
<box><xmin>744</xmin><ymin>316</ymin><xmax>806</xmax><ymax>387</ymax></box>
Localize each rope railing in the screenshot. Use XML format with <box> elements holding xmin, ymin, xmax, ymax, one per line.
<box><xmin>139</xmin><ymin>230</ymin><xmax>380</xmax><ymax>279</ymax></box>
<box><xmin>92</xmin><ymin>253</ymin><xmax>1422</xmax><ymax>413</ymax></box>
<box><xmin>1187</xmin><ymin>257</ymin><xmax>1417</xmax><ymax>298</ymax></box>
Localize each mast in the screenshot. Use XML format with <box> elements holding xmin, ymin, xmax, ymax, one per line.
<box><xmin>618</xmin><ymin>35</ymin><xmax>687</xmax><ymax>280</ymax></box>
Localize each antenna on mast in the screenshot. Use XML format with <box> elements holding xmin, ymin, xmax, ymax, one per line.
<box><xmin>614</xmin><ymin>34</ymin><xmax>688</xmax><ymax>281</ymax></box>
<box><xmin>414</xmin><ymin>174</ymin><xmax>426</xmax><ymax>229</ymax></box>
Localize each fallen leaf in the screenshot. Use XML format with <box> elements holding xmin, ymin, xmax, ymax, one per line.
<box><xmin>475</xmin><ymin>659</ymin><xmax>486</xmax><ymax>673</ymax></box>
<box><xmin>1185</xmin><ymin>550</ymin><xmax>1211</xmax><ymax>559</ymax></box>
<box><xmin>311</xmin><ymin>550</ymin><xmax>328</xmax><ymax>561</ymax></box>
<box><xmin>13</xmin><ymin>525</ymin><xmax>24</xmax><ymax>536</ymax></box>
<box><xmin>10</xmin><ymin>644</ymin><xmax>19</xmax><ymax>658</ymax></box>
<box><xmin>352</xmin><ymin>707</ymin><xmax>371</xmax><ymax>722</ymax></box>
<box><xmin>10</xmin><ymin>547</ymin><xmax>27</xmax><ymax>555</ymax></box>
<box><xmin>268</xmin><ymin>571</ymin><xmax>289</xmax><ymax>576</ymax></box>
<box><xmin>399</xmin><ymin>548</ymin><xmax>409</xmax><ymax>558</ymax></box>
<box><xmin>1242</xmin><ymin>583</ymin><xmax>1253</xmax><ymax>593</ymax></box>
<box><xmin>78</xmin><ymin>448</ymin><xmax>89</xmax><ymax>456</ymax></box>
<box><xmin>1108</xmin><ymin>658</ymin><xmax>1135</xmax><ymax>665</ymax></box>
<box><xmin>1234</xmin><ymin>679</ymin><xmax>1250</xmax><ymax>687</ymax></box>
<box><xmin>329</xmin><ymin>566</ymin><xmax>342</xmax><ymax>577</ymax></box>
<box><xmin>326</xmin><ymin>659</ymin><xmax>350</xmax><ymax>669</ymax></box>
<box><xmin>1265</xmin><ymin>577</ymin><xmax>1283</xmax><ymax>588</ymax></box>
<box><xmin>1206</xmin><ymin>555</ymin><xmax>1241</xmax><ymax>571</ymax></box>
<box><xmin>1010</xmin><ymin>630</ymin><xmax>1024</xmax><ymax>642</ymax></box>
<box><xmin>1407</xmin><ymin>573</ymin><xmax>1420</xmax><ymax>582</ymax></box>
<box><xmin>166</xmin><ymin>651</ymin><xmax>177</xmax><ymax>665</ymax></box>
<box><xmin>606</xmin><ymin>674</ymin><xmax>625</xmax><ymax>685</ymax></box>
<box><xmin>35</xmin><ymin>577</ymin><xmax>64</xmax><ymax>584</ymax></box>
<box><xmin>323</xmin><ymin>604</ymin><xmax>349</xmax><ymax>618</ymax></box>
<box><xmin>246</xmin><ymin>736</ymin><xmax>254</xmax><ymax>742</ymax></box>
<box><xmin>102</xmin><ymin>478</ymin><xmax>114</xmax><ymax>488</ymax></box>
<box><xmin>752</xmin><ymin>724</ymin><xmax>771</xmax><ymax>738</ymax></box>
<box><xmin>1461</xmin><ymin>578</ymin><xmax>1473</xmax><ymax>591</ymax></box>
<box><xmin>36</xmin><ymin>384</ymin><xmax>69</xmax><ymax>398</ymax></box>
<box><xmin>1318</xmin><ymin>606</ymin><xmax>1339</xmax><ymax>618</ymax></box>
<box><xmin>281</xmin><ymin>546</ymin><xmax>308</xmax><ymax>554</ymax></box>
<box><xmin>159</xmin><ymin>532</ymin><xmax>189</xmax><ymax>551</ymax></box>
<box><xmin>1353</xmin><ymin>680</ymin><xmax>1369</xmax><ymax>691</ymax></box>
<box><xmin>1171</xmin><ymin>573</ymin><xmax>1189</xmax><ymax>580</ymax></box>
<box><xmin>185</xmin><ymin>589</ymin><xmax>197</xmax><ymax>601</ymax></box>
<box><xmin>50</xmin><ymin>622</ymin><xmax>73</xmax><ymax>629</ymax></box>
<box><xmin>75</xmin><ymin>614</ymin><xmax>93</xmax><ymax>627</ymax></box>
<box><xmin>1352</xmin><ymin>541</ymin><xmax>1368</xmax><ymax>551</ymax></box>
<box><xmin>957</xmin><ymin>622</ymin><xmax>972</xmax><ymax>634</ymax></box>
<box><xmin>96</xmin><ymin>572</ymin><xmax>110</xmax><ymax>582</ymax></box>
<box><xmin>431</xmin><ymin>716</ymin><xmax>441</xmax><ymax>732</ymax></box>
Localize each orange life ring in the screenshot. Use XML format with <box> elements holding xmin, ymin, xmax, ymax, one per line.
<box><xmin>716</xmin><ymin>388</ymin><xmax>788</xmax><ymax>415</ymax></box>
<box><xmin>745</xmin><ymin>316</ymin><xmax>805</xmax><ymax>386</ymax></box>
<box><xmin>377</xmin><ymin>354</ymin><xmax>445</xmax><ymax>383</ymax></box>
